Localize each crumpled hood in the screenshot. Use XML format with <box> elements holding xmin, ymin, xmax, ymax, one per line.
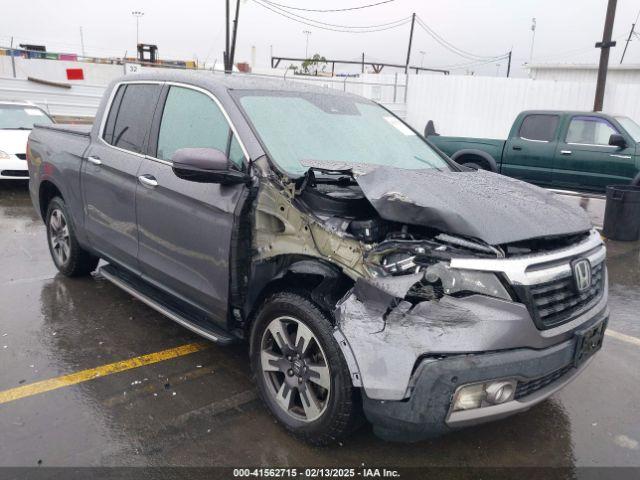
<box><xmin>354</xmin><ymin>166</ymin><xmax>592</xmax><ymax>245</ymax></box>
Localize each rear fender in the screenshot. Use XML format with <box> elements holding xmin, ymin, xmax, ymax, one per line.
<box><xmin>451</xmin><ymin>149</ymin><xmax>499</xmax><ymax>172</ymax></box>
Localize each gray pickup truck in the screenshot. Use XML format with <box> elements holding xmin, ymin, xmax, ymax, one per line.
<box><xmin>28</xmin><ymin>71</ymin><xmax>609</xmax><ymax>444</ymax></box>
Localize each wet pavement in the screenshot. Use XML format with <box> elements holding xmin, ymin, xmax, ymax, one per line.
<box><xmin>0</xmin><ymin>180</ymin><xmax>639</xmax><ymax>470</ymax></box>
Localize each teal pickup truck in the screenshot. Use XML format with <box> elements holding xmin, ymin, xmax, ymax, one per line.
<box><xmin>427</xmin><ymin>110</ymin><xmax>640</xmax><ymax>193</ymax></box>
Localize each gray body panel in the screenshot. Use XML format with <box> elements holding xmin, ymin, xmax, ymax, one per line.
<box><xmin>82</xmin><ymin>142</ymin><xmax>143</xmax><ymax>271</ymax></box>
<box><xmin>136</xmin><ymin>158</ymin><xmax>245</xmax><ymax>325</ymax></box>
<box><xmin>355</xmin><ymin>166</ymin><xmax>592</xmax><ymax>245</ymax></box>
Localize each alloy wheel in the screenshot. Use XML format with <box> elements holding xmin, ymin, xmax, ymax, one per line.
<box><xmin>49</xmin><ymin>208</ymin><xmax>71</xmax><ymax>266</ymax></box>
<box><xmin>260</xmin><ymin>315</ymin><xmax>331</xmax><ymax>422</ymax></box>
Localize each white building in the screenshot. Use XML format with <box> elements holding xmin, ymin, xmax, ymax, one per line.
<box><xmin>526</xmin><ymin>63</ymin><xmax>640</xmax><ymax>83</ymax></box>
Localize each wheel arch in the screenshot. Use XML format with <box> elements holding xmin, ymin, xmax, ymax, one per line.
<box><xmin>38</xmin><ymin>179</ymin><xmax>64</xmax><ymax>221</ymax></box>
<box><xmin>451</xmin><ymin>149</ymin><xmax>499</xmax><ymax>172</ymax></box>
<box><xmin>243</xmin><ymin>255</ymin><xmax>355</xmax><ymax>333</ymax></box>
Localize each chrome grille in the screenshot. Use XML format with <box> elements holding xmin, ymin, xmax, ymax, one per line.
<box><xmin>526</xmin><ymin>261</ymin><xmax>605</xmax><ymax>329</ymax></box>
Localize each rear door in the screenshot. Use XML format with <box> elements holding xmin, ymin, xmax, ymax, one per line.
<box><xmin>553</xmin><ymin>115</ymin><xmax>637</xmax><ymax>192</ymax></box>
<box><xmin>135</xmin><ymin>84</ymin><xmax>249</xmax><ymax>326</ymax></box>
<box><xmin>82</xmin><ymin>82</ymin><xmax>162</xmax><ymax>271</ymax></box>
<box><xmin>501</xmin><ymin>113</ymin><xmax>560</xmax><ymax>186</ymax></box>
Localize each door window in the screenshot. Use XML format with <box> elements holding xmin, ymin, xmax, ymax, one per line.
<box><xmin>157</xmin><ymin>86</ymin><xmax>245</xmax><ymax>167</ymax></box>
<box><xmin>102</xmin><ymin>83</ymin><xmax>161</xmax><ymax>154</ymax></box>
<box><xmin>566</xmin><ymin>116</ymin><xmax>619</xmax><ymax>145</ymax></box>
<box><xmin>518</xmin><ymin>114</ymin><xmax>559</xmax><ymax>142</ymax></box>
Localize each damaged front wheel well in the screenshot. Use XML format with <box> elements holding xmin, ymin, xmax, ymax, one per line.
<box><xmin>243</xmin><ymin>257</ymin><xmax>355</xmax><ymax>336</ymax></box>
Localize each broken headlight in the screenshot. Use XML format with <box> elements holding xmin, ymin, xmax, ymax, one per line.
<box><xmin>423</xmin><ymin>262</ymin><xmax>512</xmax><ymax>301</ymax></box>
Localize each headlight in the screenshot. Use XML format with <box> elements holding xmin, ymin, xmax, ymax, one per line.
<box><xmin>0</xmin><ymin>150</ymin><xmax>10</xmax><ymax>160</ymax></box>
<box><xmin>424</xmin><ymin>262</ymin><xmax>512</xmax><ymax>301</ymax></box>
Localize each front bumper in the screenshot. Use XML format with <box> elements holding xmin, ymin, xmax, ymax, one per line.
<box><xmin>0</xmin><ymin>155</ymin><xmax>29</xmax><ymax>179</ymax></box>
<box><xmin>361</xmin><ymin>307</ymin><xmax>608</xmax><ymax>442</ymax></box>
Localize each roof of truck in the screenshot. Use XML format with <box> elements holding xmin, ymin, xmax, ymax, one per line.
<box><xmin>114</xmin><ymin>70</ymin><xmax>364</xmax><ymax>99</ymax></box>
<box><xmin>519</xmin><ymin>110</ymin><xmax>618</xmax><ymax>117</ymax></box>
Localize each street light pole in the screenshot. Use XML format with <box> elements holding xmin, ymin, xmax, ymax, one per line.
<box><xmin>419</xmin><ymin>50</ymin><xmax>426</xmax><ymax>67</ymax></box>
<box><xmin>132</xmin><ymin>11</ymin><xmax>144</xmax><ymax>47</ymax></box>
<box><xmin>303</xmin><ymin>30</ymin><xmax>311</xmax><ymax>58</ymax></box>
<box><xmin>529</xmin><ymin>18</ymin><xmax>537</xmax><ymax>63</ymax></box>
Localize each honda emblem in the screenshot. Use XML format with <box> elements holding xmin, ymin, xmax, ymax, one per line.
<box><xmin>572</xmin><ymin>259</ymin><xmax>592</xmax><ymax>292</ymax></box>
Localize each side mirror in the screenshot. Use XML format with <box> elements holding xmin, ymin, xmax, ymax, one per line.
<box><xmin>171</xmin><ymin>148</ymin><xmax>249</xmax><ymax>184</ymax></box>
<box><xmin>424</xmin><ymin>120</ymin><xmax>439</xmax><ymax>137</ymax></box>
<box><xmin>609</xmin><ymin>133</ymin><xmax>627</xmax><ymax>149</ymax></box>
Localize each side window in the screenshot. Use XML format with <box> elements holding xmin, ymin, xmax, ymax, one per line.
<box><xmin>104</xmin><ymin>83</ymin><xmax>161</xmax><ymax>154</ymax></box>
<box><xmin>157</xmin><ymin>86</ymin><xmax>245</xmax><ymax>167</ymax></box>
<box><xmin>102</xmin><ymin>85</ymin><xmax>125</xmax><ymax>145</ymax></box>
<box><xmin>518</xmin><ymin>114</ymin><xmax>559</xmax><ymax>142</ymax></box>
<box><xmin>566</xmin><ymin>116</ymin><xmax>619</xmax><ymax>145</ymax></box>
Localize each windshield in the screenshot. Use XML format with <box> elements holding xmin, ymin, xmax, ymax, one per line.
<box><xmin>0</xmin><ymin>105</ymin><xmax>53</xmax><ymax>129</ymax></box>
<box><xmin>236</xmin><ymin>91</ymin><xmax>451</xmax><ymax>176</ymax></box>
<box><xmin>616</xmin><ymin>116</ymin><xmax>640</xmax><ymax>142</ymax></box>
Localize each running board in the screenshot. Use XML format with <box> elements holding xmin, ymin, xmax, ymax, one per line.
<box><xmin>98</xmin><ymin>264</ymin><xmax>236</xmax><ymax>345</ymax></box>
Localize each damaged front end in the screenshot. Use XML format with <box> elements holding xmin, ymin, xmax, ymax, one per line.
<box><xmin>247</xmin><ymin>159</ymin><xmax>607</xmax><ymax>441</ymax></box>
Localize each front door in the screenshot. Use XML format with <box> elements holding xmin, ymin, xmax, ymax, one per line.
<box><xmin>501</xmin><ymin>113</ymin><xmax>560</xmax><ymax>186</ymax></box>
<box><xmin>81</xmin><ymin>82</ymin><xmax>162</xmax><ymax>271</ymax></box>
<box><xmin>135</xmin><ymin>85</ymin><xmax>248</xmax><ymax>325</ymax></box>
<box><xmin>553</xmin><ymin>115</ymin><xmax>637</xmax><ymax>192</ymax></box>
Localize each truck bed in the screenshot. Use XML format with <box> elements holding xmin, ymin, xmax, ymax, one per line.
<box><xmin>36</xmin><ymin>123</ymin><xmax>92</xmax><ymax>137</ymax></box>
<box><xmin>429</xmin><ymin>135</ymin><xmax>506</xmax><ymax>163</ymax></box>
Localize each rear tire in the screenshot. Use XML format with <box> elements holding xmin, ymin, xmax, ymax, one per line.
<box><xmin>46</xmin><ymin>197</ymin><xmax>99</xmax><ymax>277</ymax></box>
<box><xmin>250</xmin><ymin>290</ymin><xmax>360</xmax><ymax>445</ymax></box>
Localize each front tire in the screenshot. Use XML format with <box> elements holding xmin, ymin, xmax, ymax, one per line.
<box><xmin>46</xmin><ymin>197</ymin><xmax>99</xmax><ymax>277</ymax></box>
<box><xmin>250</xmin><ymin>290</ymin><xmax>360</xmax><ymax>445</ymax></box>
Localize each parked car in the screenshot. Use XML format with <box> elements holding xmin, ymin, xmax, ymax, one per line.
<box><xmin>428</xmin><ymin>110</ymin><xmax>640</xmax><ymax>193</ymax></box>
<box><xmin>0</xmin><ymin>101</ymin><xmax>53</xmax><ymax>180</ymax></box>
<box><xmin>28</xmin><ymin>72</ymin><xmax>608</xmax><ymax>444</ymax></box>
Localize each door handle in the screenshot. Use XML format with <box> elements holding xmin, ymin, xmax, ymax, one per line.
<box><xmin>86</xmin><ymin>156</ymin><xmax>102</xmax><ymax>165</ymax></box>
<box><xmin>512</xmin><ymin>145</ymin><xmax>522</xmax><ymax>151</ymax></box>
<box><xmin>138</xmin><ymin>175</ymin><xmax>158</xmax><ymax>188</ymax></box>
<box><xmin>560</xmin><ymin>150</ymin><xmax>572</xmax><ymax>155</ymax></box>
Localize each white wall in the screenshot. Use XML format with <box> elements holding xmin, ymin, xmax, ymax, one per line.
<box><xmin>405</xmin><ymin>75</ymin><xmax>640</xmax><ymax>139</ymax></box>
<box><xmin>529</xmin><ymin>66</ymin><xmax>640</xmax><ymax>84</ymax></box>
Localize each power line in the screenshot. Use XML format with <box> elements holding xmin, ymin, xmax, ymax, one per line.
<box><xmin>254</xmin><ymin>0</ymin><xmax>410</xmax><ymax>29</ymax></box>
<box><xmin>415</xmin><ymin>16</ymin><xmax>506</xmax><ymax>61</ymax></box>
<box><xmin>261</xmin><ymin>0</ymin><xmax>395</xmax><ymax>13</ymax></box>
<box><xmin>251</xmin><ymin>0</ymin><xmax>411</xmax><ymax>33</ymax></box>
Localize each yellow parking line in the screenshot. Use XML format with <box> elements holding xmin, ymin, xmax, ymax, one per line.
<box><xmin>606</xmin><ymin>329</ymin><xmax>640</xmax><ymax>347</ymax></box>
<box><xmin>0</xmin><ymin>342</ymin><xmax>209</xmax><ymax>405</ymax></box>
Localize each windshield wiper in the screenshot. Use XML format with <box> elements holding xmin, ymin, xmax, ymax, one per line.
<box><xmin>4</xmin><ymin>127</ymin><xmax>33</xmax><ymax>130</ymax></box>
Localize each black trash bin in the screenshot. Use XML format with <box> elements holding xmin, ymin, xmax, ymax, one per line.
<box><xmin>603</xmin><ymin>185</ymin><xmax>640</xmax><ymax>241</ymax></box>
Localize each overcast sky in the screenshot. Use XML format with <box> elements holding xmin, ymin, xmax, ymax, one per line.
<box><xmin>2</xmin><ymin>0</ymin><xmax>640</xmax><ymax>76</ymax></box>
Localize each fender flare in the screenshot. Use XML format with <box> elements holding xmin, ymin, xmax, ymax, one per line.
<box><xmin>451</xmin><ymin>149</ymin><xmax>499</xmax><ymax>172</ymax></box>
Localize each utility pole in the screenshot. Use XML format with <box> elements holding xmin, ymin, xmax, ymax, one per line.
<box><xmin>303</xmin><ymin>30</ymin><xmax>311</xmax><ymax>58</ymax></box>
<box><xmin>224</xmin><ymin>0</ymin><xmax>241</xmax><ymax>73</ymax></box>
<box><xmin>529</xmin><ymin>18</ymin><xmax>537</xmax><ymax>63</ymax></box>
<box><xmin>79</xmin><ymin>27</ymin><xmax>86</xmax><ymax>57</ymax></box>
<box><xmin>594</xmin><ymin>0</ymin><xmax>618</xmax><ymax>112</ymax></box>
<box><xmin>361</xmin><ymin>52</ymin><xmax>365</xmax><ymax>73</ymax></box>
<box><xmin>506</xmin><ymin>50</ymin><xmax>512</xmax><ymax>77</ymax></box>
<box><xmin>132</xmin><ymin>11</ymin><xmax>144</xmax><ymax>47</ymax></box>
<box><xmin>405</xmin><ymin>12</ymin><xmax>416</xmax><ymax>74</ymax></box>
<box><xmin>224</xmin><ymin>0</ymin><xmax>230</xmax><ymax>71</ymax></box>
<box><xmin>229</xmin><ymin>0</ymin><xmax>240</xmax><ymax>70</ymax></box>
<box><xmin>419</xmin><ymin>50</ymin><xmax>426</xmax><ymax>68</ymax></box>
